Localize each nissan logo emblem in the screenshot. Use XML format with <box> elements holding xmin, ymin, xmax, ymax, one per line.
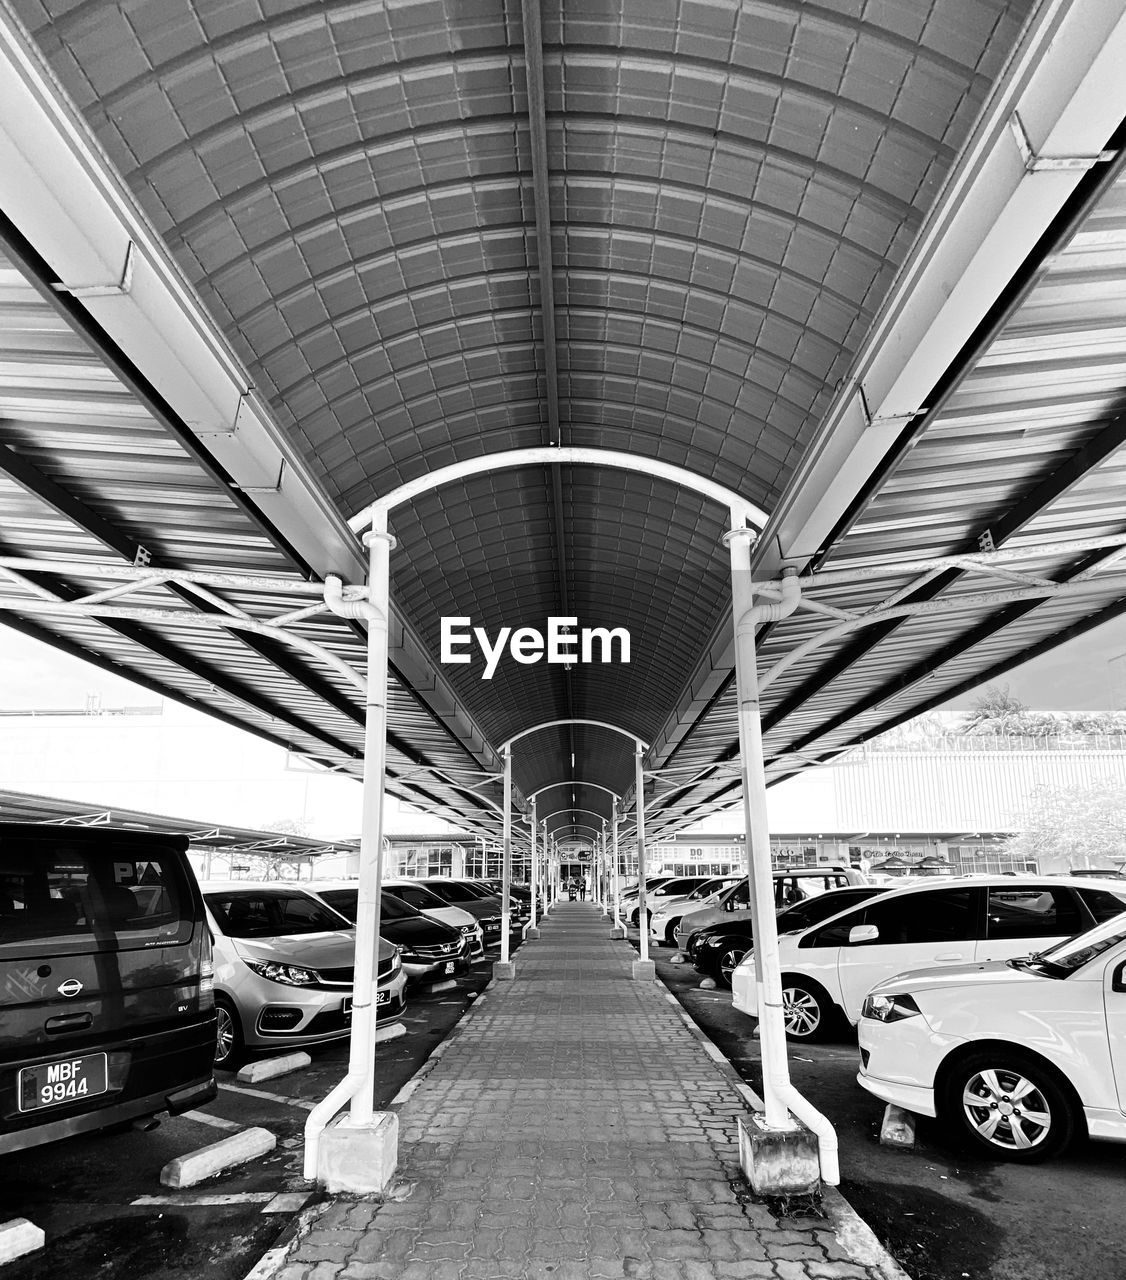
<box><xmin>57</xmin><ymin>979</ymin><xmax>83</xmax><ymax>998</ymax></box>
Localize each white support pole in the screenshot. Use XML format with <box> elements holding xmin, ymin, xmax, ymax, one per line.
<box><xmin>529</xmin><ymin>796</ymin><xmax>539</xmax><ymax>933</ymax></box>
<box><xmin>725</xmin><ymin>524</ymin><xmax>794</xmax><ymax>1131</ymax></box>
<box><xmin>635</xmin><ymin>744</ymin><xmax>649</xmax><ymax>965</ymax></box>
<box><xmin>349</xmin><ymin>516</ymin><xmax>395</xmax><ymax>1125</ymax></box>
<box><xmin>600</xmin><ymin>820</ymin><xmax>610</xmax><ymax>915</ymax></box>
<box><xmin>613</xmin><ymin>805</ymin><xmax>621</xmax><ymax>927</ymax></box>
<box><xmin>498</xmin><ymin>744</ymin><xmax>513</xmax><ymax>970</ymax></box>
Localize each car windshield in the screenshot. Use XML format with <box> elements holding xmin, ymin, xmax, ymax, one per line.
<box><xmin>1019</xmin><ymin>911</ymin><xmax>1126</xmax><ymax>977</ymax></box>
<box><xmin>689</xmin><ymin>877</ymin><xmax>735</xmax><ymax>900</ymax></box>
<box><xmin>313</xmin><ymin>889</ymin><xmax>415</xmax><ymax>924</ymax></box>
<box><xmin>206</xmin><ymin>890</ymin><xmax>349</xmax><ymax>938</ymax></box>
<box><xmin>387</xmin><ymin>882</ymin><xmax>449</xmax><ymax>912</ymax></box>
<box><xmin>421</xmin><ymin>881</ymin><xmax>477</xmax><ymax>904</ymax></box>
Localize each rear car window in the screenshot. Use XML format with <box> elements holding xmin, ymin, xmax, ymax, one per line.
<box><xmin>206</xmin><ymin>891</ymin><xmax>348</xmax><ymax>937</ymax></box>
<box><xmin>0</xmin><ymin>837</ymin><xmax>193</xmax><ymax>957</ymax></box>
<box><xmin>986</xmin><ymin>886</ymin><xmax>1082</xmax><ymax>940</ymax></box>
<box><xmin>1077</xmin><ymin>887</ymin><xmax>1126</xmax><ymax>924</ymax></box>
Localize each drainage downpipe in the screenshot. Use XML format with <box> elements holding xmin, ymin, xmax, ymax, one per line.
<box><xmin>728</xmin><ymin>549</ymin><xmax>840</xmax><ymax>1186</ymax></box>
<box><xmin>301</xmin><ymin>566</ymin><xmax>389</xmax><ymax>1181</ymax></box>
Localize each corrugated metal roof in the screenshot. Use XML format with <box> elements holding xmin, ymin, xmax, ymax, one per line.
<box><xmin>1</xmin><ymin>0</ymin><xmax>1125</xmax><ymax>840</ymax></box>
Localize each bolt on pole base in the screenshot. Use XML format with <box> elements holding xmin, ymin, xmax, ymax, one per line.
<box><xmin>492</xmin><ymin>960</ymin><xmax>517</xmax><ymax>980</ymax></box>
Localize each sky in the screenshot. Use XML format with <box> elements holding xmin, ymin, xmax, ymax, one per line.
<box><xmin>1</xmin><ymin>606</ymin><xmax>1125</xmax><ymax>837</ymax></box>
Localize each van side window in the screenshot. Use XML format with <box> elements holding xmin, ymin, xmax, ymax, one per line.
<box><xmin>801</xmin><ymin>888</ymin><xmax>980</xmax><ymax>948</ymax></box>
<box><xmin>0</xmin><ymin>840</ymin><xmax>191</xmax><ymax>956</ymax></box>
<box><xmin>858</xmin><ymin>888</ymin><xmax>979</xmax><ymax>945</ymax></box>
<box><xmin>986</xmin><ymin>886</ymin><xmax>1082</xmax><ymax>940</ymax></box>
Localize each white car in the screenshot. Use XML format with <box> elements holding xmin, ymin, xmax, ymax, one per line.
<box><xmin>673</xmin><ymin>867</ymin><xmax>866</xmax><ymax>952</ymax></box>
<box><xmin>648</xmin><ymin>877</ymin><xmax>742</xmax><ymax>945</ymax></box>
<box><xmin>857</xmin><ymin>906</ymin><xmax>1126</xmax><ymax>1161</ymax></box>
<box><xmin>731</xmin><ymin>875</ymin><xmax>1126</xmax><ymax>1041</ymax></box>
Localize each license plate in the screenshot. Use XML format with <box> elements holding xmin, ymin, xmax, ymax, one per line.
<box><xmin>19</xmin><ymin>1052</ymin><xmax>108</xmax><ymax>1113</ymax></box>
<box><xmin>443</xmin><ymin>961</ymin><xmax>455</xmax><ymax>974</ymax></box>
<box><xmin>375</xmin><ymin>989</ymin><xmax>390</xmax><ymax>1005</ymax></box>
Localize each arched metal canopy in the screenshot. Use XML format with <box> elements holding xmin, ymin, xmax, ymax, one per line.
<box><xmin>0</xmin><ymin>0</ymin><xmax>1124</xmax><ymax>830</ymax></box>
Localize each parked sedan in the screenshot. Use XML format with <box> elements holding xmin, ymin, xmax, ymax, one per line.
<box><xmin>201</xmin><ymin>882</ymin><xmax>406</xmax><ymax>1069</ymax></box>
<box><xmin>857</xmin><ymin>906</ymin><xmax>1126</xmax><ymax>1162</ymax></box>
<box><xmin>647</xmin><ymin>877</ymin><xmax>743</xmax><ymax>946</ymax></box>
<box><xmin>626</xmin><ymin>876</ymin><xmax>716</xmax><ymax>927</ymax></box>
<box><xmin>381</xmin><ymin>878</ymin><xmax>485</xmax><ymax>955</ymax></box>
<box><xmin>690</xmin><ymin>885</ymin><xmax>888</xmax><ymax>986</ymax></box>
<box><xmin>304</xmin><ymin>880</ymin><xmax>470</xmax><ymax>984</ymax></box>
<box><xmin>417</xmin><ymin>878</ymin><xmax>504</xmax><ymax>946</ymax></box>
<box><xmin>673</xmin><ymin>867</ymin><xmax>867</xmax><ymax>952</ymax></box>
<box><xmin>732</xmin><ymin>875</ymin><xmax>1126</xmax><ymax>1042</ymax></box>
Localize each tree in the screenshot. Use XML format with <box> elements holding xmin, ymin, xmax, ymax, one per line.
<box><xmin>1003</xmin><ymin>776</ymin><xmax>1126</xmax><ymax>873</ymax></box>
<box><xmin>959</xmin><ymin>685</ymin><xmax>1052</xmax><ymax>737</ymax></box>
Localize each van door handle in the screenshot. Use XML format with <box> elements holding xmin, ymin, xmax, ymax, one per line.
<box><xmin>933</xmin><ymin>952</ymin><xmax>965</xmax><ymax>963</ymax></box>
<box><xmin>45</xmin><ymin>1011</ymin><xmax>93</xmax><ymax>1033</ymax></box>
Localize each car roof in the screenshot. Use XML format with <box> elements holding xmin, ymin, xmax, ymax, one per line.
<box><xmin>199</xmin><ymin>880</ymin><xmax>322</xmax><ymax>892</ymax></box>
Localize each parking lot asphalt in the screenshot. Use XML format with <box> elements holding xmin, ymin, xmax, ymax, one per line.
<box><xmin>640</xmin><ymin>932</ymin><xmax>1126</xmax><ymax>1280</ymax></box>
<box><xmin>0</xmin><ymin>949</ymin><xmax>503</xmax><ymax>1280</ymax></box>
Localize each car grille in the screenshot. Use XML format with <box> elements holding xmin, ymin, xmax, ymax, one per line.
<box><xmin>316</xmin><ymin>966</ymin><xmax>355</xmax><ymax>985</ymax></box>
<box><xmin>410</xmin><ymin>941</ymin><xmax>460</xmax><ymax>959</ymax></box>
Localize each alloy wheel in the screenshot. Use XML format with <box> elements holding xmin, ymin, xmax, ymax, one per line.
<box><xmin>780</xmin><ymin>984</ymin><xmax>823</xmax><ymax>1038</ymax></box>
<box><xmin>960</xmin><ymin>1067</ymin><xmax>1053</xmax><ymax>1153</ymax></box>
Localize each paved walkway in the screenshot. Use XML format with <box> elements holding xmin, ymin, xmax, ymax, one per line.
<box><xmin>272</xmin><ymin>903</ymin><xmax>904</xmax><ymax>1280</ymax></box>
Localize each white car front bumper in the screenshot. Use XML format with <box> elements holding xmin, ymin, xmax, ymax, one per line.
<box><xmin>857</xmin><ymin>1013</ymin><xmax>964</xmax><ymax>1120</ymax></box>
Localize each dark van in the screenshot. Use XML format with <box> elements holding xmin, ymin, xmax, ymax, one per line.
<box><xmin>1</xmin><ymin>825</ymin><xmax>217</xmax><ymax>1154</ymax></box>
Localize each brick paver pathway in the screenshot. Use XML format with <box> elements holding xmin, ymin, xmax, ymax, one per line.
<box><xmin>277</xmin><ymin>903</ymin><xmax>899</xmax><ymax>1280</ymax></box>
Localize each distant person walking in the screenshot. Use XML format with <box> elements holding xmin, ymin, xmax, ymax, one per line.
<box><xmin>578</xmin><ymin>874</ymin><xmax>588</xmax><ymax>902</ymax></box>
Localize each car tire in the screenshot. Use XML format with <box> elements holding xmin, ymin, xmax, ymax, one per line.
<box><xmin>942</xmin><ymin>1051</ymin><xmax>1077</xmax><ymax>1162</ymax></box>
<box><xmin>716</xmin><ymin>942</ymin><xmax>749</xmax><ymax>988</ymax></box>
<box><xmin>779</xmin><ymin>976</ymin><xmax>834</xmax><ymax>1042</ymax></box>
<box><xmin>664</xmin><ymin>918</ymin><xmax>681</xmax><ymax>945</ymax></box>
<box><xmin>214</xmin><ymin>996</ymin><xmax>244</xmax><ymax>1070</ymax></box>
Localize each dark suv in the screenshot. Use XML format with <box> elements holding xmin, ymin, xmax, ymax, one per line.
<box><xmin>1</xmin><ymin>825</ymin><xmax>217</xmax><ymax>1153</ymax></box>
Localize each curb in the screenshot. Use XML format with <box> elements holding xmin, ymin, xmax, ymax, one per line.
<box><xmin>245</xmin><ymin>974</ymin><xmax>502</xmax><ymax>1278</ymax></box>
<box><xmin>651</xmin><ymin>967</ymin><xmax>913</xmax><ymax>1280</ymax></box>
<box><xmin>241</xmin><ymin>1198</ymin><xmax>327</xmax><ymax>1280</ymax></box>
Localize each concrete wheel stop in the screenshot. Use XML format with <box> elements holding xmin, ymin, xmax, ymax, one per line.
<box><xmin>631</xmin><ymin>958</ymin><xmax>656</xmax><ymax>981</ymax></box>
<box><xmin>493</xmin><ymin>959</ymin><xmax>517</xmax><ymax>980</ymax></box>
<box><xmin>737</xmin><ymin>1113</ymin><xmax>820</xmax><ymax>1197</ymax></box>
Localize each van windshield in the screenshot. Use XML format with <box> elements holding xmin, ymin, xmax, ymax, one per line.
<box><xmin>0</xmin><ymin>838</ymin><xmax>193</xmax><ymax>957</ymax></box>
<box><xmin>205</xmin><ymin>890</ymin><xmax>349</xmax><ymax>938</ymax></box>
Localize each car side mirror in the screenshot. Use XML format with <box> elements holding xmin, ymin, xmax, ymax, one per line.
<box><xmin>849</xmin><ymin>923</ymin><xmax>879</xmax><ymax>944</ymax></box>
<box><xmin>723</xmin><ymin>898</ymin><xmax>736</xmax><ymax>912</ymax></box>
<box><xmin>1113</xmin><ymin>961</ymin><xmax>1126</xmax><ymax>993</ymax></box>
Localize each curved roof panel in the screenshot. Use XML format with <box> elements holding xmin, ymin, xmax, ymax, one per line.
<box><xmin>6</xmin><ymin>0</ymin><xmax>1126</xmax><ymax>840</ymax></box>
<box><xmin>5</xmin><ymin>0</ymin><xmax>1031</xmax><ymax>801</ymax></box>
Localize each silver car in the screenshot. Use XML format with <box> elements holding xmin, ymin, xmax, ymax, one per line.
<box><xmin>201</xmin><ymin>881</ymin><xmax>406</xmax><ymax>1068</ymax></box>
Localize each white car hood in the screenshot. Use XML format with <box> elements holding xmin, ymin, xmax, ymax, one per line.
<box><xmin>870</xmin><ymin>958</ymin><xmax>1043</xmax><ymax>998</ymax></box>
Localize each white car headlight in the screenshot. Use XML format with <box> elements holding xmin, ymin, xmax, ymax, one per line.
<box><xmin>244</xmin><ymin>959</ymin><xmax>319</xmax><ymax>986</ymax></box>
<box><xmin>861</xmin><ymin>992</ymin><xmax>922</xmax><ymax>1023</ymax></box>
